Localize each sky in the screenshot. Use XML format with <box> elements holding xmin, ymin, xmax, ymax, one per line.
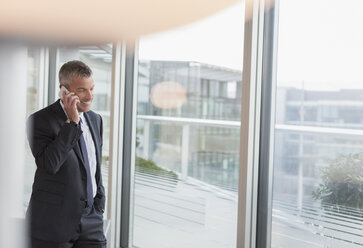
<box><xmin>276</xmin><ymin>0</ymin><xmax>363</xmax><ymax>90</ymax></box>
<box><xmin>138</xmin><ymin>3</ymin><xmax>244</xmax><ymax>71</ymax></box>
<box><xmin>139</xmin><ymin>0</ymin><xmax>363</xmax><ymax>91</ymax></box>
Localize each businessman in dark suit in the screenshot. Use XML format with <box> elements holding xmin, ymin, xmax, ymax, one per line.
<box><xmin>26</xmin><ymin>60</ymin><xmax>106</xmax><ymax>248</ymax></box>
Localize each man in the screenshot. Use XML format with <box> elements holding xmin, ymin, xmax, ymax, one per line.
<box><xmin>26</xmin><ymin>60</ymin><xmax>106</xmax><ymax>248</ymax></box>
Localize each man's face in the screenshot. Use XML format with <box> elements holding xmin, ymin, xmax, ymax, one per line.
<box><xmin>68</xmin><ymin>76</ymin><xmax>95</xmax><ymax>113</ymax></box>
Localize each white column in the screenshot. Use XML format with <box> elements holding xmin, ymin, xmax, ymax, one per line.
<box><xmin>297</xmin><ymin>134</ymin><xmax>304</xmax><ymax>213</ymax></box>
<box><xmin>0</xmin><ymin>44</ymin><xmax>27</xmax><ymax>248</ymax></box>
<box><xmin>181</xmin><ymin>124</ymin><xmax>190</xmax><ymax>180</ymax></box>
<box><xmin>143</xmin><ymin>120</ymin><xmax>150</xmax><ymax>160</ymax></box>
<box><xmin>297</xmin><ymin>82</ymin><xmax>305</xmax><ymax>213</ymax></box>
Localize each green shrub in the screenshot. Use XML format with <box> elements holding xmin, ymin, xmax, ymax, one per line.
<box><xmin>313</xmin><ymin>153</ymin><xmax>363</xmax><ymax>210</ymax></box>
<box><xmin>135</xmin><ymin>156</ymin><xmax>178</xmax><ymax>180</ymax></box>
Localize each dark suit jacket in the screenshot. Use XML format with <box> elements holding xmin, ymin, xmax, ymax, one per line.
<box><xmin>26</xmin><ymin>99</ymin><xmax>105</xmax><ymax>243</ymax></box>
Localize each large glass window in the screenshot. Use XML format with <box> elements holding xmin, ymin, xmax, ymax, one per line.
<box><xmin>24</xmin><ymin>47</ymin><xmax>46</xmax><ymax>210</ymax></box>
<box><xmin>271</xmin><ymin>0</ymin><xmax>363</xmax><ymax>247</ymax></box>
<box><xmin>56</xmin><ymin>46</ymin><xmax>113</xmax><ymax>219</ymax></box>
<box><xmin>132</xmin><ymin>3</ymin><xmax>244</xmax><ymax>247</ymax></box>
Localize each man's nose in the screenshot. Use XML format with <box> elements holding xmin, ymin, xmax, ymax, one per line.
<box><xmin>85</xmin><ymin>90</ymin><xmax>93</xmax><ymax>99</ymax></box>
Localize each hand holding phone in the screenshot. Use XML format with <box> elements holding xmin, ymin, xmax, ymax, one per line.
<box><xmin>59</xmin><ymin>85</ymin><xmax>80</xmax><ymax>123</ymax></box>
<box><xmin>59</xmin><ymin>86</ymin><xmax>70</xmax><ymax>100</ymax></box>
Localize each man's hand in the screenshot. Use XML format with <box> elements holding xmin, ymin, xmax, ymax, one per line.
<box><xmin>62</xmin><ymin>91</ymin><xmax>80</xmax><ymax>124</ymax></box>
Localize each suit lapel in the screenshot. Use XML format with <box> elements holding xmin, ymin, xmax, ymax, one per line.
<box><xmin>50</xmin><ymin>99</ymin><xmax>67</xmax><ymax>126</ymax></box>
<box><xmin>73</xmin><ymin>139</ymin><xmax>85</xmax><ymax>166</ymax></box>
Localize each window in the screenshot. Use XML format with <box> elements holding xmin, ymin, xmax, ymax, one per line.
<box><xmin>131</xmin><ymin>3</ymin><xmax>244</xmax><ymax>247</ymax></box>
<box><xmin>57</xmin><ymin>46</ymin><xmax>113</xmax><ymax>220</ymax></box>
<box><xmin>24</xmin><ymin>47</ymin><xmax>46</xmax><ymax>210</ymax></box>
<box><xmin>270</xmin><ymin>0</ymin><xmax>363</xmax><ymax>247</ymax></box>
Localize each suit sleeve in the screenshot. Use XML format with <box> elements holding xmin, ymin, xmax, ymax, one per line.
<box><xmin>27</xmin><ymin>114</ymin><xmax>83</xmax><ymax>175</ymax></box>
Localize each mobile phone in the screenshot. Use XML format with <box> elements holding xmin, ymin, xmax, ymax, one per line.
<box><xmin>58</xmin><ymin>86</ymin><xmax>70</xmax><ymax>99</ymax></box>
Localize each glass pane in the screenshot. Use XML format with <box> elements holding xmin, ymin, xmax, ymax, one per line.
<box><xmin>272</xmin><ymin>0</ymin><xmax>363</xmax><ymax>247</ymax></box>
<box><xmin>132</xmin><ymin>3</ymin><xmax>244</xmax><ymax>248</ymax></box>
<box><xmin>24</xmin><ymin>47</ymin><xmax>44</xmax><ymax>210</ymax></box>
<box><xmin>57</xmin><ymin>46</ymin><xmax>112</xmax><ymax>219</ymax></box>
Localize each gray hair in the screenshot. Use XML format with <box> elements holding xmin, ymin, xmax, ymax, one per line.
<box><xmin>59</xmin><ymin>60</ymin><xmax>93</xmax><ymax>87</ymax></box>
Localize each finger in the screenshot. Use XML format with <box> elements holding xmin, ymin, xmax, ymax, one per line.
<box><xmin>65</xmin><ymin>93</ymin><xmax>76</xmax><ymax>106</ymax></box>
<box><xmin>63</xmin><ymin>92</ymin><xmax>71</xmax><ymax>105</ymax></box>
<box><xmin>71</xmin><ymin>97</ymin><xmax>80</xmax><ymax>108</ymax></box>
<box><xmin>65</xmin><ymin>94</ymin><xmax>72</xmax><ymax>106</ymax></box>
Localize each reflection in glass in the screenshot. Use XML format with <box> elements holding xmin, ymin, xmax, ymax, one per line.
<box><xmin>132</xmin><ymin>3</ymin><xmax>244</xmax><ymax>247</ymax></box>
<box><xmin>272</xmin><ymin>0</ymin><xmax>363</xmax><ymax>247</ymax></box>
<box><xmin>138</xmin><ymin>61</ymin><xmax>242</xmax><ymax>121</ymax></box>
